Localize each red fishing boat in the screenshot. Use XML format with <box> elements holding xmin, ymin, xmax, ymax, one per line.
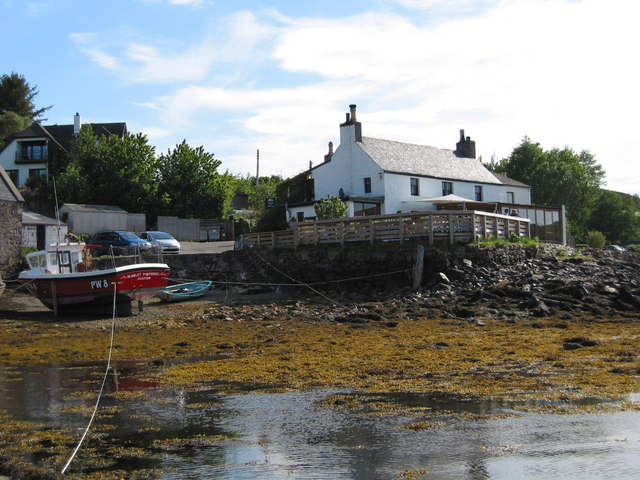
<box><xmin>18</xmin><ymin>242</ymin><xmax>169</xmax><ymax>313</ymax></box>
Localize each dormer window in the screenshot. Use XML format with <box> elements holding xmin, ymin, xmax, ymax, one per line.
<box><xmin>17</xmin><ymin>141</ymin><xmax>47</xmax><ymax>163</ymax></box>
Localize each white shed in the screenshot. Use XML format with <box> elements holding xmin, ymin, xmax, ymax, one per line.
<box><xmin>58</xmin><ymin>204</ymin><xmax>136</xmax><ymax>235</ymax></box>
<box><xmin>22</xmin><ymin>211</ymin><xmax>68</xmax><ymax>249</ymax></box>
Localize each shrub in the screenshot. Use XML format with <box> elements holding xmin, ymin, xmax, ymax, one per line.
<box><xmin>586</xmin><ymin>230</ymin><xmax>606</xmax><ymax>249</ymax></box>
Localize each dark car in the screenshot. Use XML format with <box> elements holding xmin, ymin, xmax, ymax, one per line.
<box><xmin>88</xmin><ymin>230</ymin><xmax>152</xmax><ymax>256</ymax></box>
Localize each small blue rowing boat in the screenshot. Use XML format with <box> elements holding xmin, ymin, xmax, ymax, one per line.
<box><xmin>157</xmin><ymin>281</ymin><xmax>212</xmax><ymax>303</ymax></box>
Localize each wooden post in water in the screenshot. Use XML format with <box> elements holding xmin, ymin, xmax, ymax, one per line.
<box><xmin>413</xmin><ymin>245</ymin><xmax>424</xmax><ymax>290</ymax></box>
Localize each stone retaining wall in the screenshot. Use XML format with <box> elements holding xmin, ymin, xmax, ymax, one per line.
<box><xmin>164</xmin><ymin>243</ymin><xmax>538</xmax><ymax>294</ymax></box>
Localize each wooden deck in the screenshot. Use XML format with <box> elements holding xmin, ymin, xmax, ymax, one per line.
<box><xmin>240</xmin><ymin>210</ymin><xmax>530</xmax><ymax>249</ymax></box>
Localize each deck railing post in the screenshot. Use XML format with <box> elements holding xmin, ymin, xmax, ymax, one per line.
<box><xmin>429</xmin><ymin>212</ymin><xmax>434</xmax><ymax>245</ymax></box>
<box><xmin>448</xmin><ymin>213</ymin><xmax>454</xmax><ymax>245</ymax></box>
<box><xmin>369</xmin><ymin>218</ymin><xmax>374</xmax><ymax>244</ymax></box>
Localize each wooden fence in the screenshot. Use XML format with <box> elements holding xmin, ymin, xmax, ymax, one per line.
<box><xmin>240</xmin><ymin>210</ymin><xmax>530</xmax><ymax>250</ymax></box>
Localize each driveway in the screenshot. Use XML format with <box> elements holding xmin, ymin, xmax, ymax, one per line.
<box><xmin>179</xmin><ymin>240</ymin><xmax>235</xmax><ymax>254</ymax></box>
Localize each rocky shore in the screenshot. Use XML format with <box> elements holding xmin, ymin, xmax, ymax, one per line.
<box><xmin>416</xmin><ymin>244</ymin><xmax>640</xmax><ymax>323</ymax></box>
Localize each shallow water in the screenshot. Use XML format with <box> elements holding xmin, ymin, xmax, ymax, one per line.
<box><xmin>2</xmin><ymin>360</ymin><xmax>640</xmax><ymax>479</ymax></box>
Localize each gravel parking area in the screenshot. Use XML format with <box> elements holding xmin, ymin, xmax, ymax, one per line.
<box><xmin>178</xmin><ymin>240</ymin><xmax>235</xmax><ymax>254</ymax></box>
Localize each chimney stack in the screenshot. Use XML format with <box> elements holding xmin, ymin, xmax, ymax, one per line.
<box><xmin>339</xmin><ymin>104</ymin><xmax>362</xmax><ymax>142</ymax></box>
<box><xmin>73</xmin><ymin>113</ymin><xmax>82</xmax><ymax>135</ymax></box>
<box><xmin>324</xmin><ymin>141</ymin><xmax>334</xmax><ymax>162</ymax></box>
<box><xmin>455</xmin><ymin>128</ymin><xmax>476</xmax><ymax>158</ymax></box>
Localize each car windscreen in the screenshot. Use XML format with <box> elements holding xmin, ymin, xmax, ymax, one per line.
<box><xmin>151</xmin><ymin>232</ymin><xmax>173</xmax><ymax>240</ymax></box>
<box><xmin>119</xmin><ymin>231</ymin><xmax>141</xmax><ymax>240</ymax></box>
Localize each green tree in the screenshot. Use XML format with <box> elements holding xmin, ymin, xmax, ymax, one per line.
<box><xmin>155</xmin><ymin>141</ymin><xmax>233</xmax><ymax>219</ymax></box>
<box><xmin>314</xmin><ymin>194</ymin><xmax>348</xmax><ymax>220</ymax></box>
<box><xmin>57</xmin><ymin>126</ymin><xmax>158</xmax><ymax>213</ymax></box>
<box><xmin>586</xmin><ymin>190</ymin><xmax>640</xmax><ymax>244</ymax></box>
<box><xmin>487</xmin><ymin>138</ymin><xmax>605</xmax><ymax>241</ymax></box>
<box><xmin>0</xmin><ymin>72</ymin><xmax>51</xmax><ymax>147</ymax></box>
<box><xmin>231</xmin><ymin>174</ymin><xmax>284</xmax><ymax>232</ymax></box>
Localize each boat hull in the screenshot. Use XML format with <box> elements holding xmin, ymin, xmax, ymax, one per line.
<box><xmin>157</xmin><ymin>281</ymin><xmax>212</xmax><ymax>303</ymax></box>
<box><xmin>19</xmin><ymin>263</ymin><xmax>169</xmax><ymax>309</ymax></box>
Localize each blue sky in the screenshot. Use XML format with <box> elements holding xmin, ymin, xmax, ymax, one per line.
<box><xmin>2</xmin><ymin>0</ymin><xmax>638</xmax><ymax>194</ymax></box>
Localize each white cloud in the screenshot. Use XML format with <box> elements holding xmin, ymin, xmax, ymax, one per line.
<box><xmin>101</xmin><ymin>0</ymin><xmax>640</xmax><ymax>193</ymax></box>
<box><xmin>69</xmin><ymin>33</ymin><xmax>120</xmax><ymax>71</ymax></box>
<box><xmin>26</xmin><ymin>2</ymin><xmax>48</xmax><ymax>17</ymax></box>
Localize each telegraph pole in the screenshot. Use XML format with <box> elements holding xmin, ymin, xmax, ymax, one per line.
<box><xmin>256</xmin><ymin>149</ymin><xmax>259</xmax><ymax>186</ymax></box>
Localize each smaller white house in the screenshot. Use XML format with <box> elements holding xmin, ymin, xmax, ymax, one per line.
<box><xmin>0</xmin><ymin>113</ymin><xmax>127</xmax><ymax>187</ymax></box>
<box><xmin>22</xmin><ymin>211</ymin><xmax>68</xmax><ymax>249</ymax></box>
<box><xmin>287</xmin><ymin>105</ymin><xmax>531</xmax><ymax>222</ymax></box>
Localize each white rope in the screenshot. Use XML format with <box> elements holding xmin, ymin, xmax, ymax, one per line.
<box><xmin>61</xmin><ymin>282</ymin><xmax>118</xmax><ymax>475</ymax></box>
<box><xmin>167</xmin><ymin>268</ymin><xmax>412</xmax><ymax>289</ymax></box>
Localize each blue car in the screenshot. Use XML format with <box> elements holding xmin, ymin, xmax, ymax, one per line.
<box><xmin>88</xmin><ymin>230</ymin><xmax>152</xmax><ymax>256</ymax></box>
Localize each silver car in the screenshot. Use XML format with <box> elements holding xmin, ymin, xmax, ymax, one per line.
<box><xmin>137</xmin><ymin>231</ymin><xmax>181</xmax><ymax>254</ymax></box>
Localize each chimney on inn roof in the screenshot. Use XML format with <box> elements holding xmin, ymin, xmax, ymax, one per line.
<box><xmin>455</xmin><ymin>129</ymin><xmax>476</xmax><ymax>159</ymax></box>
<box><xmin>324</xmin><ymin>141</ymin><xmax>334</xmax><ymax>163</ymax></box>
<box><xmin>340</xmin><ymin>104</ymin><xmax>362</xmax><ymax>142</ymax></box>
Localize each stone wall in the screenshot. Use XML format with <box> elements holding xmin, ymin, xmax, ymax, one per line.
<box><xmin>0</xmin><ymin>201</ymin><xmax>23</xmax><ymax>276</ymax></box>
<box><xmin>164</xmin><ymin>243</ymin><xmax>536</xmax><ymax>296</ymax></box>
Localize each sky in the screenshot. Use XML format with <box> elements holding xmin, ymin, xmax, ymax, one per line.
<box><xmin>2</xmin><ymin>0</ymin><xmax>639</xmax><ymax>195</ymax></box>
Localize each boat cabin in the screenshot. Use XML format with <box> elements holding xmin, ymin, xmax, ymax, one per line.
<box><xmin>25</xmin><ymin>243</ymin><xmax>88</xmax><ymax>275</ymax></box>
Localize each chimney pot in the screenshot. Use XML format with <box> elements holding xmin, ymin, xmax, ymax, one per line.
<box><xmin>349</xmin><ymin>104</ymin><xmax>357</xmax><ymax>122</ymax></box>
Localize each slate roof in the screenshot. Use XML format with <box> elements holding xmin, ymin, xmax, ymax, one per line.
<box><xmin>357</xmin><ymin>136</ymin><xmax>502</xmax><ymax>185</ymax></box>
<box><xmin>23</xmin><ymin>211</ymin><xmax>65</xmax><ymax>226</ymax></box>
<box><xmin>60</xmin><ymin>204</ymin><xmax>127</xmax><ymax>213</ymax></box>
<box><xmin>491</xmin><ymin>172</ymin><xmax>530</xmax><ymax>188</ymax></box>
<box><xmin>0</xmin><ymin>165</ymin><xmax>24</xmax><ymax>202</ymax></box>
<box><xmin>1</xmin><ymin>121</ymin><xmax>127</xmax><ymax>154</ymax></box>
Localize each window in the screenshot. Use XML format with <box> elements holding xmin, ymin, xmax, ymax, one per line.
<box><xmin>364</xmin><ymin>177</ymin><xmax>371</xmax><ymax>193</ymax></box>
<box><xmin>354</xmin><ymin>202</ymin><xmax>381</xmax><ymax>217</ymax></box>
<box><xmin>19</xmin><ymin>141</ymin><xmax>47</xmax><ymax>162</ymax></box>
<box><xmin>442</xmin><ymin>181</ymin><xmax>453</xmax><ymax>196</ymax></box>
<box><xmin>28</xmin><ymin>168</ymin><xmax>46</xmax><ymax>180</ymax></box>
<box><xmin>6</xmin><ymin>170</ymin><xmax>18</xmax><ymax>186</ymax></box>
<box><xmin>305</xmin><ymin>177</ymin><xmax>315</xmax><ymax>201</ymax></box>
<box><xmin>410</xmin><ymin>177</ymin><xmax>419</xmax><ymax>196</ymax></box>
<box><xmin>474</xmin><ymin>185</ymin><xmax>483</xmax><ymax>201</ymax></box>
<box><xmin>506</xmin><ymin>191</ymin><xmax>515</xmax><ymax>204</ymax></box>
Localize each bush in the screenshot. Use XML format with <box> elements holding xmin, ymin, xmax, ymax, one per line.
<box><xmin>586</xmin><ymin>230</ymin><xmax>606</xmax><ymax>249</ymax></box>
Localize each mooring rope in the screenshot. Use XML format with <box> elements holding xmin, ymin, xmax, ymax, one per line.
<box><xmin>61</xmin><ymin>282</ymin><xmax>117</xmax><ymax>475</ymax></box>
<box><xmin>166</xmin><ymin>268</ymin><xmax>412</xmax><ymax>289</ymax></box>
<box><xmin>243</xmin><ymin>248</ymin><xmax>350</xmax><ymax>308</ymax></box>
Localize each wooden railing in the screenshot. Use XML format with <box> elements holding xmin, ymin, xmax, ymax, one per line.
<box><xmin>240</xmin><ymin>210</ymin><xmax>530</xmax><ymax>250</ymax></box>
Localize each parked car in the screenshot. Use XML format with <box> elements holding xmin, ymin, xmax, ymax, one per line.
<box><xmin>603</xmin><ymin>244</ymin><xmax>626</xmax><ymax>252</ymax></box>
<box><xmin>136</xmin><ymin>231</ymin><xmax>181</xmax><ymax>254</ymax></box>
<box><xmin>88</xmin><ymin>230</ymin><xmax>152</xmax><ymax>256</ymax></box>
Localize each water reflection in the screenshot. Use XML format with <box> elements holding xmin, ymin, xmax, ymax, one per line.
<box><xmin>1</xmin><ymin>361</ymin><xmax>640</xmax><ymax>479</ymax></box>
